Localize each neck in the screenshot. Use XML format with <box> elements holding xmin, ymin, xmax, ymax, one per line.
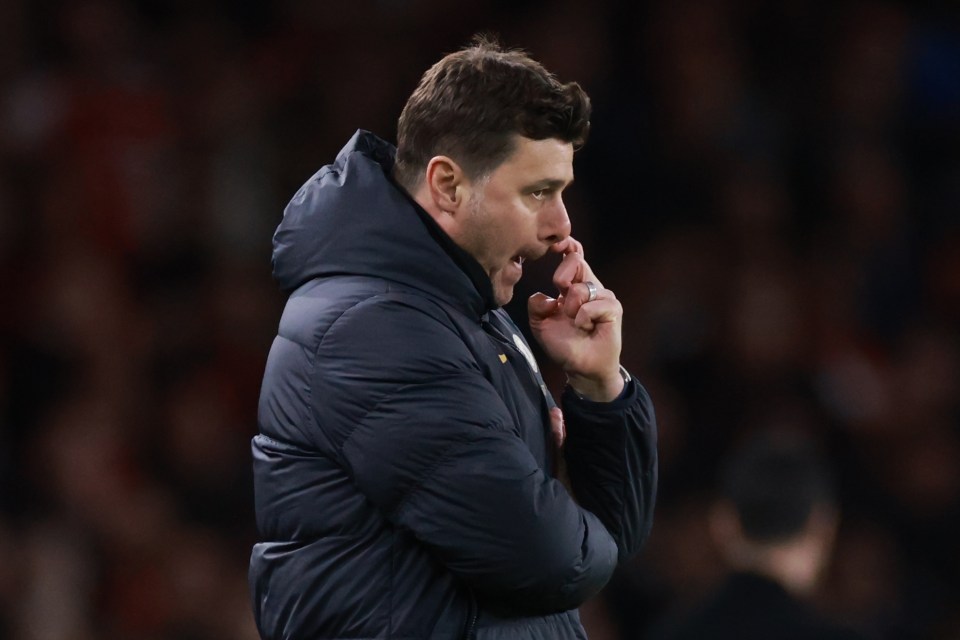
<box><xmin>730</xmin><ymin>538</ymin><xmax>824</xmax><ymax>597</ymax></box>
<box><xmin>713</xmin><ymin>504</ymin><xmax>838</xmax><ymax>598</ymax></box>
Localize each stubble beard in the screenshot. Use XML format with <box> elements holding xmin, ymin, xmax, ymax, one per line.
<box><xmin>466</xmin><ymin>187</ymin><xmax>514</xmax><ymax>307</ymax></box>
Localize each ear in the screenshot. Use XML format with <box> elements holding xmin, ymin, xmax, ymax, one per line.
<box><xmin>424</xmin><ymin>155</ymin><xmax>467</xmax><ymax>215</ymax></box>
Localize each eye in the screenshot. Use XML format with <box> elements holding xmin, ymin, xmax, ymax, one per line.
<box><xmin>531</xmin><ymin>189</ymin><xmax>547</xmax><ymax>201</ymax></box>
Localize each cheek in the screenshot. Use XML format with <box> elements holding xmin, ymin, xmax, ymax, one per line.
<box><xmin>508</xmin><ymin>201</ymin><xmax>537</xmax><ymax>231</ymax></box>
<box><xmin>476</xmin><ymin>196</ymin><xmax>536</xmax><ymax>251</ymax></box>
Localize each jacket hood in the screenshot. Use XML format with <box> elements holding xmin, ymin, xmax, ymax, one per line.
<box><xmin>272</xmin><ymin>130</ymin><xmax>496</xmax><ymax>316</ymax></box>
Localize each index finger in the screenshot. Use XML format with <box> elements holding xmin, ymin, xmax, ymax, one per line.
<box><xmin>550</xmin><ymin>236</ymin><xmax>584</xmax><ymax>257</ymax></box>
<box><xmin>552</xmin><ymin>250</ymin><xmax>602</xmax><ymax>295</ymax></box>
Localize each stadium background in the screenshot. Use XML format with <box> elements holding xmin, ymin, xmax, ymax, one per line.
<box><xmin>0</xmin><ymin>0</ymin><xmax>958</xmax><ymax>637</ymax></box>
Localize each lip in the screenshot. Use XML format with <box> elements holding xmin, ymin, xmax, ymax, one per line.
<box><xmin>513</xmin><ymin>245</ymin><xmax>549</xmax><ymax>265</ymax></box>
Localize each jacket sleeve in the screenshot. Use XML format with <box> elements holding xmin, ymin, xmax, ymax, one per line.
<box><xmin>561</xmin><ymin>374</ymin><xmax>658</xmax><ymax>564</ymax></box>
<box><xmin>311</xmin><ymin>295</ymin><xmax>619</xmax><ymax>614</ymax></box>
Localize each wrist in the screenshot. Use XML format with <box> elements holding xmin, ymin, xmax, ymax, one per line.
<box><xmin>566</xmin><ymin>365</ymin><xmax>630</xmax><ymax>402</ymax></box>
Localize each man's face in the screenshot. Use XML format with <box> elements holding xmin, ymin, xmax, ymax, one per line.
<box><xmin>455</xmin><ymin>136</ymin><xmax>574</xmax><ymax>306</ymax></box>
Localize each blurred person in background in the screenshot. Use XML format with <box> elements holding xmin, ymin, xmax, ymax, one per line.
<box><xmin>648</xmin><ymin>428</ymin><xmax>862</xmax><ymax>640</ymax></box>
<box><xmin>249</xmin><ymin>36</ymin><xmax>658</xmax><ymax>640</ymax></box>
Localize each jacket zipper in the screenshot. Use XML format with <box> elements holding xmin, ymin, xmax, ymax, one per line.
<box><xmin>462</xmin><ymin>592</ymin><xmax>478</xmax><ymax>640</ymax></box>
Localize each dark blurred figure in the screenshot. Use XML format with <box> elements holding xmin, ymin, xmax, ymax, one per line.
<box><xmin>648</xmin><ymin>429</ymin><xmax>862</xmax><ymax>640</ymax></box>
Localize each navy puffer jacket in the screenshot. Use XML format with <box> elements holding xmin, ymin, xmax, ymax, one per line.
<box><xmin>250</xmin><ymin>131</ymin><xmax>658</xmax><ymax>639</ymax></box>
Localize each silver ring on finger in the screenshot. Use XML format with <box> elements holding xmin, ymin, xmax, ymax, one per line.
<box><xmin>584</xmin><ymin>280</ymin><xmax>598</xmax><ymax>303</ymax></box>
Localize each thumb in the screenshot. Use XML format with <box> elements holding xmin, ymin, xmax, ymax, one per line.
<box><xmin>528</xmin><ymin>292</ymin><xmax>559</xmax><ymax>320</ymax></box>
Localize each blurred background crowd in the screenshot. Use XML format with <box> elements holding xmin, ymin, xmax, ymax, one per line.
<box><xmin>0</xmin><ymin>0</ymin><xmax>958</xmax><ymax>638</ymax></box>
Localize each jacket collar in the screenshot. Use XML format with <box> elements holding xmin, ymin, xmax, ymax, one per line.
<box><xmin>272</xmin><ymin>130</ymin><xmax>497</xmax><ymax>317</ymax></box>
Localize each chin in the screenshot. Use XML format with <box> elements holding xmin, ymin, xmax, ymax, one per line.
<box><xmin>489</xmin><ymin>271</ymin><xmax>518</xmax><ymax>307</ymax></box>
<box><xmin>493</xmin><ymin>290</ymin><xmax>514</xmax><ymax>307</ymax></box>
<box><xmin>492</xmin><ymin>282</ymin><xmax>515</xmax><ymax>307</ymax></box>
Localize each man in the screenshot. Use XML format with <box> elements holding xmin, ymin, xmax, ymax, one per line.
<box><xmin>250</xmin><ymin>37</ymin><xmax>658</xmax><ymax>639</ymax></box>
<box><xmin>649</xmin><ymin>429</ymin><xmax>862</xmax><ymax>640</ymax></box>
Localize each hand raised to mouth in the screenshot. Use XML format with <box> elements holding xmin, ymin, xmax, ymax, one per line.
<box><xmin>528</xmin><ymin>237</ymin><xmax>625</xmax><ymax>402</ymax></box>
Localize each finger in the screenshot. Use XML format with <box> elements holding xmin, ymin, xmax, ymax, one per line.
<box><xmin>574</xmin><ymin>295</ymin><xmax>623</xmax><ymax>332</ymax></box>
<box><xmin>527</xmin><ymin>292</ymin><xmax>560</xmax><ymax>321</ymax></box>
<box><xmin>550</xmin><ymin>236</ymin><xmax>584</xmax><ymax>256</ymax></box>
<box><xmin>552</xmin><ymin>252</ymin><xmax>583</xmax><ymax>294</ymax></box>
<box><xmin>552</xmin><ymin>251</ymin><xmax>602</xmax><ymax>295</ymax></box>
<box><xmin>560</xmin><ymin>281</ymin><xmax>608</xmax><ymax>319</ymax></box>
<box><xmin>575</xmin><ymin>281</ymin><xmax>603</xmax><ymax>306</ymax></box>
<box><xmin>549</xmin><ymin>407</ymin><xmax>566</xmax><ymax>448</ymax></box>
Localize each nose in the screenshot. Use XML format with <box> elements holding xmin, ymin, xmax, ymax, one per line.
<box><xmin>540</xmin><ymin>197</ymin><xmax>571</xmax><ymax>245</ymax></box>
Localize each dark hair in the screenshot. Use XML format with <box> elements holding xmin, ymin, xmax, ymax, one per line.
<box><xmin>719</xmin><ymin>429</ymin><xmax>836</xmax><ymax>543</ymax></box>
<box><xmin>394</xmin><ymin>35</ymin><xmax>591</xmax><ymax>190</ymax></box>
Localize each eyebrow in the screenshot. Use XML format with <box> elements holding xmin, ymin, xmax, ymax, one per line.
<box><xmin>527</xmin><ymin>178</ymin><xmax>574</xmax><ymax>191</ymax></box>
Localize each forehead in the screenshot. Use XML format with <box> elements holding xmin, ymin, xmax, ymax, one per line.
<box><xmin>488</xmin><ymin>136</ymin><xmax>574</xmax><ymax>186</ymax></box>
